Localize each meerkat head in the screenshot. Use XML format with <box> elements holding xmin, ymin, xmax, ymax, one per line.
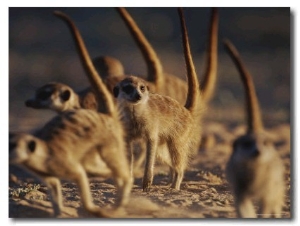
<box><xmin>9</xmin><ymin>133</ymin><xmax>48</xmax><ymax>166</ymax></box>
<box><xmin>232</xmin><ymin>133</ymin><xmax>275</xmax><ymax>164</ymax></box>
<box><xmin>25</xmin><ymin>83</ymin><xmax>80</xmax><ymax>113</ymax></box>
<box><xmin>92</xmin><ymin>56</ymin><xmax>125</xmax><ymax>78</ymax></box>
<box><xmin>113</xmin><ymin>76</ymin><xmax>149</xmax><ymax>105</ymax></box>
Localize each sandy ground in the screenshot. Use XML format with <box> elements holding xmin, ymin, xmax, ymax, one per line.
<box><xmin>7</xmin><ymin>7</ymin><xmax>290</xmax><ymax>220</ymax></box>
<box><xmin>9</xmin><ymin>120</ymin><xmax>291</xmax><ymax>219</ymax></box>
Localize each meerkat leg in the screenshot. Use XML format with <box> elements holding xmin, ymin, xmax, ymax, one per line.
<box><xmin>272</xmin><ymin>204</ymin><xmax>283</xmax><ymax>218</ymax></box>
<box><xmin>261</xmin><ymin>197</ymin><xmax>282</xmax><ymax>218</ymax></box>
<box><xmin>171</xmin><ymin>169</ymin><xmax>184</xmax><ymax>190</ymax></box>
<box><xmin>168</xmin><ymin>142</ymin><xmax>186</xmax><ymax>190</ymax></box>
<box><xmin>143</xmin><ymin>138</ymin><xmax>158</xmax><ymax>192</ymax></box>
<box><xmin>43</xmin><ymin>176</ymin><xmax>63</xmax><ymax>217</ymax></box>
<box><xmin>97</xmin><ymin>144</ymin><xmax>132</xmax><ymax>208</ymax></box>
<box><xmin>235</xmin><ymin>196</ymin><xmax>256</xmax><ymax>218</ymax></box>
<box><xmin>128</xmin><ymin>141</ymin><xmax>135</xmax><ymax>178</ymax></box>
<box><xmin>168</xmin><ymin>167</ymin><xmax>175</xmax><ymax>185</ymax></box>
<box><xmin>73</xmin><ymin>165</ymin><xmax>110</xmax><ymax>217</ymax></box>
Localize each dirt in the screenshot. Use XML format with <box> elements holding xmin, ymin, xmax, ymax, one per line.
<box><xmin>8</xmin><ymin>121</ymin><xmax>291</xmax><ymax>219</ymax></box>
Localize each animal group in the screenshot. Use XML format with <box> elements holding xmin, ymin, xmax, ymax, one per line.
<box><xmin>9</xmin><ymin>7</ymin><xmax>286</xmax><ymax>218</ymax></box>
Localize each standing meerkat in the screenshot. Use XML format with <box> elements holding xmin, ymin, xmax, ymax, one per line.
<box><xmin>115</xmin><ymin>7</ymin><xmax>218</xmax><ymax>105</ymax></box>
<box><xmin>224</xmin><ymin>39</ymin><xmax>285</xmax><ymax>218</ymax></box>
<box><xmin>113</xmin><ymin>8</ymin><xmax>203</xmax><ymax>191</ymax></box>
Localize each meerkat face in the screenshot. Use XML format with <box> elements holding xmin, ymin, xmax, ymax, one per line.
<box><xmin>25</xmin><ymin>83</ymin><xmax>76</xmax><ymax>112</ymax></box>
<box><xmin>113</xmin><ymin>76</ymin><xmax>149</xmax><ymax>105</ymax></box>
<box><xmin>231</xmin><ymin>133</ymin><xmax>275</xmax><ymax>163</ymax></box>
<box><xmin>9</xmin><ymin>133</ymin><xmax>47</xmax><ymax>165</ymax></box>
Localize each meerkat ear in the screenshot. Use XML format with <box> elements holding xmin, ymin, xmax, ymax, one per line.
<box><xmin>61</xmin><ymin>90</ymin><xmax>71</xmax><ymax>101</ymax></box>
<box><xmin>146</xmin><ymin>85</ymin><xmax>150</xmax><ymax>91</ymax></box>
<box><xmin>28</xmin><ymin>140</ymin><xmax>36</xmax><ymax>153</ymax></box>
<box><xmin>113</xmin><ymin>86</ymin><xmax>119</xmax><ymax>98</ymax></box>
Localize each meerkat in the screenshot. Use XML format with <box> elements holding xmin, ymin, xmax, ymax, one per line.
<box><xmin>9</xmin><ymin>108</ymin><xmax>131</xmax><ymax>218</ymax></box>
<box><xmin>113</xmin><ymin>8</ymin><xmax>203</xmax><ymax>191</ymax></box>
<box><xmin>25</xmin><ymin>82</ymin><xmax>98</xmax><ymax>112</ymax></box>
<box><xmin>117</xmin><ymin>7</ymin><xmax>218</xmax><ymax>155</ymax></box>
<box><xmin>115</xmin><ymin>7</ymin><xmax>218</xmax><ymax>105</ymax></box>
<box><xmin>224</xmin><ymin>39</ymin><xmax>285</xmax><ymax>218</ymax></box>
<box><xmin>10</xmin><ymin>11</ymin><xmax>133</xmax><ymax>217</ymax></box>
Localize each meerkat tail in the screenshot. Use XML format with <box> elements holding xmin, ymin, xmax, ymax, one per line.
<box><xmin>223</xmin><ymin>39</ymin><xmax>264</xmax><ymax>133</ymax></box>
<box><xmin>115</xmin><ymin>7</ymin><xmax>164</xmax><ymax>89</ymax></box>
<box><xmin>201</xmin><ymin>8</ymin><xmax>219</xmax><ymax>103</ymax></box>
<box><xmin>178</xmin><ymin>8</ymin><xmax>201</xmax><ymax>112</ymax></box>
<box><xmin>53</xmin><ymin>11</ymin><xmax>115</xmax><ymax>117</ymax></box>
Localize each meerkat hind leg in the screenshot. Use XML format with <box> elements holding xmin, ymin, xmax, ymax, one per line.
<box><xmin>43</xmin><ymin>176</ymin><xmax>63</xmax><ymax>217</ymax></box>
<box><xmin>73</xmin><ymin>164</ymin><xmax>111</xmax><ymax>217</ymax></box>
<box><xmin>236</xmin><ymin>196</ymin><xmax>256</xmax><ymax>218</ymax></box>
<box><xmin>260</xmin><ymin>196</ymin><xmax>282</xmax><ymax>218</ymax></box>
<box><xmin>97</xmin><ymin>144</ymin><xmax>132</xmax><ymax>209</ymax></box>
<box><xmin>171</xmin><ymin>170</ymin><xmax>184</xmax><ymax>190</ymax></box>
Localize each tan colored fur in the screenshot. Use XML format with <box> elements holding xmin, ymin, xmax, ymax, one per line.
<box><xmin>25</xmin><ymin>82</ymin><xmax>98</xmax><ymax>112</ymax></box>
<box><xmin>224</xmin><ymin>39</ymin><xmax>285</xmax><ymax>218</ymax></box>
<box><xmin>113</xmin><ymin>8</ymin><xmax>203</xmax><ymax>191</ymax></box>
<box><xmin>9</xmin><ymin>109</ymin><xmax>132</xmax><ymax>217</ymax></box>
<box><xmin>10</xmin><ymin>11</ymin><xmax>133</xmax><ymax>217</ymax></box>
<box><xmin>116</xmin><ymin>7</ymin><xmax>218</xmax><ymax>105</ymax></box>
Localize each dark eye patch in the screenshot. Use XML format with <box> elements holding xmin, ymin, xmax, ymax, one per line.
<box><xmin>122</xmin><ymin>85</ymin><xmax>134</xmax><ymax>94</ymax></box>
<box><xmin>28</xmin><ymin>140</ymin><xmax>36</xmax><ymax>153</ymax></box>
<box><xmin>241</xmin><ymin>140</ymin><xmax>254</xmax><ymax>149</ymax></box>
<box><xmin>37</xmin><ymin>90</ymin><xmax>52</xmax><ymax>101</ymax></box>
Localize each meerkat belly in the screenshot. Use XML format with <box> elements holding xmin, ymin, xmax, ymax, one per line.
<box><xmin>155</xmin><ymin>143</ymin><xmax>172</xmax><ymax>166</ymax></box>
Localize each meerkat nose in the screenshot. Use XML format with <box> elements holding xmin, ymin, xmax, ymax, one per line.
<box><xmin>135</xmin><ymin>93</ymin><xmax>141</xmax><ymax>101</ymax></box>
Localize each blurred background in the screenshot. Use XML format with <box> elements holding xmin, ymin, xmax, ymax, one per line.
<box><xmin>9</xmin><ymin>7</ymin><xmax>290</xmax><ymax>132</ymax></box>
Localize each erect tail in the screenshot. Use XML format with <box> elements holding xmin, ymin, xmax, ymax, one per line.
<box><xmin>223</xmin><ymin>39</ymin><xmax>264</xmax><ymax>134</ymax></box>
<box><xmin>178</xmin><ymin>8</ymin><xmax>201</xmax><ymax>112</ymax></box>
<box><xmin>201</xmin><ymin>8</ymin><xmax>219</xmax><ymax>104</ymax></box>
<box><xmin>53</xmin><ymin>11</ymin><xmax>116</xmax><ymax>117</ymax></box>
<box><xmin>115</xmin><ymin>7</ymin><xmax>164</xmax><ymax>90</ymax></box>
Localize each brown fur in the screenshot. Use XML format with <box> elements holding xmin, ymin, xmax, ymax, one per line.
<box><xmin>9</xmin><ymin>109</ymin><xmax>132</xmax><ymax>217</ymax></box>
<box><xmin>116</xmin><ymin>7</ymin><xmax>218</xmax><ymax>105</ymax></box>
<box><xmin>113</xmin><ymin>8</ymin><xmax>203</xmax><ymax>191</ymax></box>
<box><xmin>10</xmin><ymin>11</ymin><xmax>133</xmax><ymax>217</ymax></box>
<box><xmin>25</xmin><ymin>82</ymin><xmax>98</xmax><ymax>112</ymax></box>
<box><xmin>224</xmin><ymin>39</ymin><xmax>285</xmax><ymax>218</ymax></box>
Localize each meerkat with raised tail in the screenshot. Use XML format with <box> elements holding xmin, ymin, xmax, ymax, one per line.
<box><xmin>10</xmin><ymin>11</ymin><xmax>132</xmax><ymax>217</ymax></box>
<box><xmin>224</xmin><ymin>39</ymin><xmax>285</xmax><ymax>218</ymax></box>
<box><xmin>113</xmin><ymin>8</ymin><xmax>203</xmax><ymax>191</ymax></box>
<box><xmin>115</xmin><ymin>7</ymin><xmax>218</xmax><ymax>105</ymax></box>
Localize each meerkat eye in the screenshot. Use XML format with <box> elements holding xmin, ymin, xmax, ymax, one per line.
<box><xmin>122</xmin><ymin>85</ymin><xmax>134</xmax><ymax>94</ymax></box>
<box><xmin>37</xmin><ymin>90</ymin><xmax>52</xmax><ymax>101</ymax></box>
<box><xmin>27</xmin><ymin>140</ymin><xmax>36</xmax><ymax>153</ymax></box>
<box><xmin>140</xmin><ymin>85</ymin><xmax>146</xmax><ymax>92</ymax></box>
